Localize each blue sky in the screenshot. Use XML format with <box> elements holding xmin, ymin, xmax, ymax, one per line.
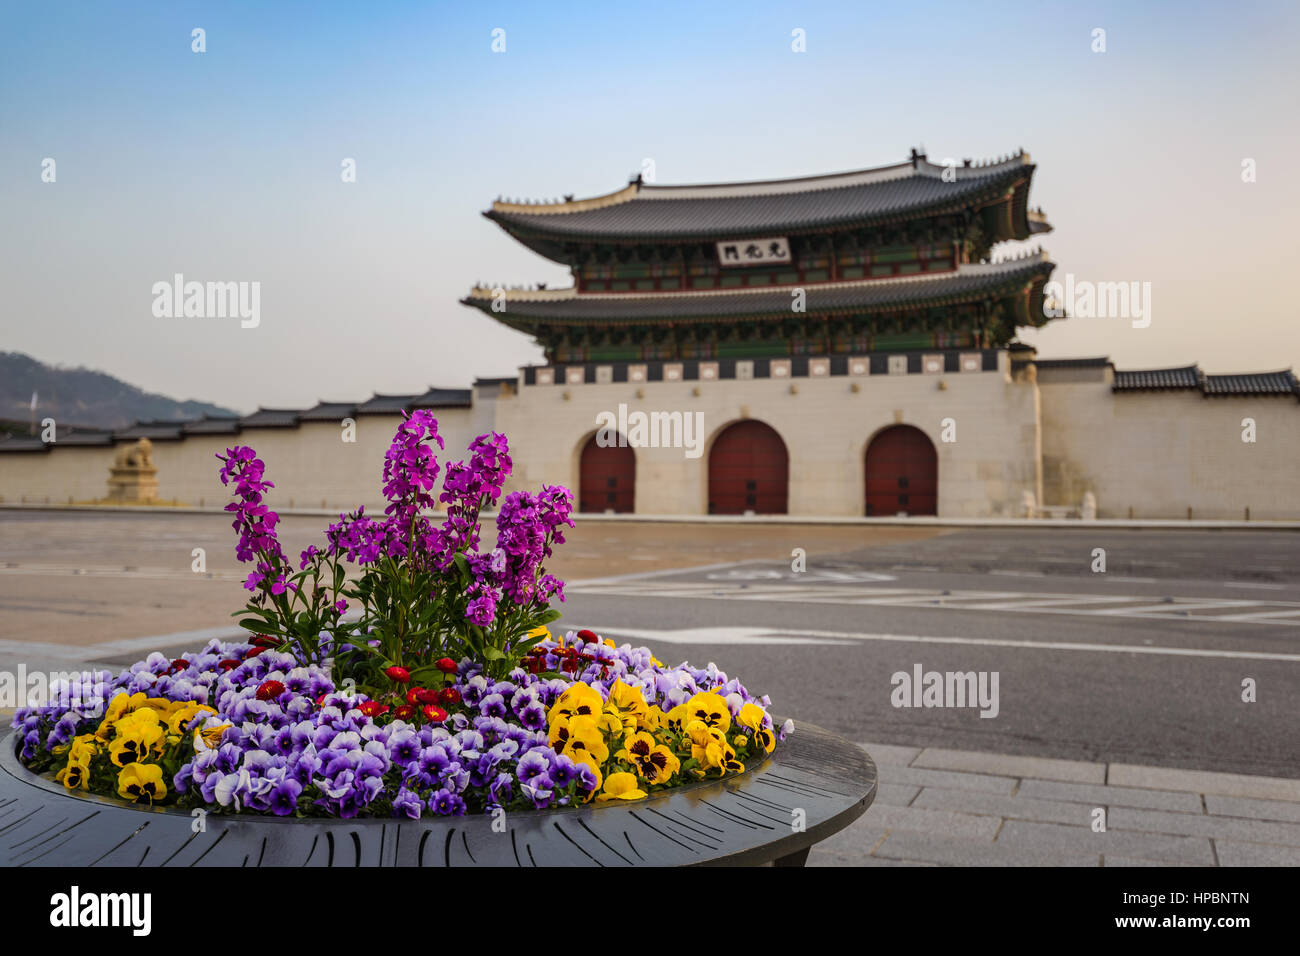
<box><xmin>2</xmin><ymin>1</ymin><xmax>1297</xmax><ymax>411</ymax></box>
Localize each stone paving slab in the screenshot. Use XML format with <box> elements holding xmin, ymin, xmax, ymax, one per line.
<box><xmin>1204</xmin><ymin>793</ymin><xmax>1300</xmax><ymax>823</ymax></box>
<box><xmin>871</xmin><ymin>830</ymin><xmax>1101</xmax><ymax>867</ymax></box>
<box><xmin>882</xmin><ymin>765</ymin><xmax>1020</xmax><ymax>795</ymax></box>
<box><xmin>1213</xmin><ymin>841</ymin><xmax>1300</xmax><ymax>866</ymax></box>
<box><xmin>911</xmin><ymin>747</ymin><xmax>1107</xmax><ymax>784</ymax></box>
<box><xmin>1109</xmin><ymin>806</ymin><xmax>1300</xmax><ymax>847</ymax></box>
<box><xmin>913</xmin><ymin>787</ymin><xmax>1092</xmax><ymax>826</ymax></box>
<box><xmin>873</xmin><ymin>783</ymin><xmax>922</xmax><ymax>806</ymax></box>
<box><xmin>994</xmin><ymin>819</ymin><xmax>1217</xmax><ymax>865</ymax></box>
<box><xmin>864</xmin><ymin>804</ymin><xmax>1002</xmax><ymax>840</ymax></box>
<box><xmin>820</xmin><ymin>742</ymin><xmax>1300</xmax><ymax>866</ymax></box>
<box><xmin>1108</xmin><ymin>763</ymin><xmax>1300</xmax><ymax>802</ymax></box>
<box><xmin>1015</xmin><ymin>778</ymin><xmax>1204</xmax><ymax>813</ymax></box>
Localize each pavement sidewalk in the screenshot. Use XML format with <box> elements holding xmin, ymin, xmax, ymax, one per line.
<box><xmin>814</xmin><ymin>742</ymin><xmax>1300</xmax><ymax>867</ymax></box>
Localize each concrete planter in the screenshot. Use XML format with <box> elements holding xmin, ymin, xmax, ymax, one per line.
<box><xmin>1</xmin><ymin>723</ymin><xmax>875</xmax><ymax>867</ymax></box>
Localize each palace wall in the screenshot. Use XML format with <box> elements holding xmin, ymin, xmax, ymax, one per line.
<box><xmin>494</xmin><ymin>353</ymin><xmax>1041</xmax><ymax>518</ymax></box>
<box><xmin>3</xmin><ymin>366</ymin><xmax>1294</xmax><ymax>520</ymax></box>
<box><xmin>1039</xmin><ymin>371</ymin><xmax>1300</xmax><ymax>520</ymax></box>
<box><xmin>0</xmin><ymin>404</ymin><xmax>485</xmax><ymax>512</ymax></box>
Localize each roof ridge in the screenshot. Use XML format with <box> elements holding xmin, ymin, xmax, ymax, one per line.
<box><xmin>488</xmin><ymin>150</ymin><xmax>1032</xmax><ymax>213</ymax></box>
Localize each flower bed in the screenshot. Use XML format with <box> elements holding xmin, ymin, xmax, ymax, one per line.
<box><xmin>10</xmin><ymin>414</ymin><xmax>787</xmax><ymax>819</ymax></box>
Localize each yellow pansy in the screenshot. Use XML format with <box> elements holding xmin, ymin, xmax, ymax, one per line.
<box><xmin>641</xmin><ymin>705</ymin><xmax>668</xmax><ymax>732</ymax></box>
<box><xmin>617</xmin><ymin>732</ymin><xmax>681</xmax><ymax>785</ymax></box>
<box><xmin>546</xmin><ymin>682</ymin><xmax>604</xmax><ymax>724</ymax></box>
<box><xmin>683</xmin><ymin>692</ymin><xmax>731</xmax><ymax>732</ymax></box>
<box><xmin>551</xmin><ymin>714</ymin><xmax>610</xmax><ymax>766</ymax></box>
<box><xmin>596</xmin><ymin>771</ymin><xmax>647</xmax><ymax>803</ymax></box>
<box><xmin>67</xmin><ymin>734</ymin><xmax>101</xmax><ymax>764</ymax></box>
<box><xmin>665</xmin><ymin>704</ymin><xmax>690</xmax><ymax>735</ymax></box>
<box><xmin>108</xmin><ymin>716</ymin><xmax>165</xmax><ymax>767</ymax></box>
<box><xmin>116</xmin><ymin>763</ymin><xmax>166</xmax><ymax>805</ymax></box>
<box><xmin>604</xmin><ymin>680</ymin><xmax>648</xmax><ymax>732</ymax></box>
<box><xmin>55</xmin><ymin>757</ymin><xmax>91</xmax><ymax>791</ymax></box>
<box><xmin>737</xmin><ymin>702</ymin><xmax>775</xmax><ymax>753</ymax></box>
<box><xmin>166</xmin><ymin>701</ymin><xmax>217</xmax><ymax>735</ymax></box>
<box><xmin>194</xmin><ymin>723</ymin><xmax>232</xmax><ymax>750</ymax></box>
<box><xmin>528</xmin><ymin>625</ymin><xmax>551</xmax><ymax>640</ymax></box>
<box><xmin>686</xmin><ymin>720</ymin><xmax>728</xmax><ymax>772</ymax></box>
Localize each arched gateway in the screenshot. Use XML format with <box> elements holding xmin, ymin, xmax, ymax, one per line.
<box><xmin>865</xmin><ymin>425</ymin><xmax>938</xmax><ymax>516</ymax></box>
<box><xmin>708</xmin><ymin>421</ymin><xmax>788</xmax><ymax>515</ymax></box>
<box><xmin>578</xmin><ymin>433</ymin><xmax>635</xmax><ymax>513</ymax></box>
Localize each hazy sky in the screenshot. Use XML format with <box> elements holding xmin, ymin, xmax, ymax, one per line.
<box><xmin>2</xmin><ymin>1</ymin><xmax>1297</xmax><ymax>413</ymax></box>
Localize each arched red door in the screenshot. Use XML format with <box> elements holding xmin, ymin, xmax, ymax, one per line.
<box><xmin>579</xmin><ymin>434</ymin><xmax>635</xmax><ymax>513</ymax></box>
<box><xmin>708</xmin><ymin>420</ymin><xmax>788</xmax><ymax>515</ymax></box>
<box><xmin>865</xmin><ymin>425</ymin><xmax>937</xmax><ymax>516</ymax></box>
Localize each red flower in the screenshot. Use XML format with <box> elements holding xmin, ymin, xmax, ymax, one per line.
<box><xmin>422</xmin><ymin>704</ymin><xmax>448</xmax><ymax>723</ymax></box>
<box><xmin>394</xmin><ymin>704</ymin><xmax>416</xmax><ymax>720</ymax></box>
<box><xmin>218</xmin><ymin>659</ymin><xmax>241</xmax><ymax>672</ymax></box>
<box><xmin>250</xmin><ymin>635</ymin><xmax>279</xmax><ymax>648</ymax></box>
<box><xmin>405</xmin><ymin>687</ymin><xmax>422</xmax><ymax>706</ymax></box>
<box><xmin>438</xmin><ymin>688</ymin><xmax>462</xmax><ymax>706</ymax></box>
<box><xmin>168</xmin><ymin>658</ymin><xmax>189</xmax><ymax>673</ymax></box>
<box><xmin>413</xmin><ymin>687</ymin><xmax>439</xmax><ymax>705</ymax></box>
<box><xmin>358</xmin><ymin>700</ymin><xmax>390</xmax><ymax>718</ymax></box>
<box><xmin>434</xmin><ymin>658</ymin><xmax>458</xmax><ymax>674</ymax></box>
<box><xmin>315</xmin><ymin>693</ymin><xmax>328</xmax><ymax>707</ymax></box>
<box><xmin>577</xmin><ymin>629</ymin><xmax>599</xmax><ymax>642</ymax></box>
<box><xmin>256</xmin><ymin>680</ymin><xmax>286</xmax><ymax>701</ymax></box>
<box><xmin>384</xmin><ymin>665</ymin><xmax>411</xmax><ymax>683</ymax></box>
<box><xmin>244</xmin><ymin>647</ymin><xmax>268</xmax><ymax>659</ymax></box>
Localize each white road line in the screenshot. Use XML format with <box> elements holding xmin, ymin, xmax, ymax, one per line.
<box><xmin>587</xmin><ymin>625</ymin><xmax>1300</xmax><ymax>663</ymax></box>
<box><xmin>568</xmin><ymin>581</ymin><xmax>1300</xmax><ymax>626</ymax></box>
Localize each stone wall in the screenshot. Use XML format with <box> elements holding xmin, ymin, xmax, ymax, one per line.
<box><xmin>1039</xmin><ymin>368</ymin><xmax>1299</xmax><ymax>519</ymax></box>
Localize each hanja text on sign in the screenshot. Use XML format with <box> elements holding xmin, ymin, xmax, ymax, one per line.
<box><xmin>891</xmin><ymin>664</ymin><xmax>1000</xmax><ymax>718</ymax></box>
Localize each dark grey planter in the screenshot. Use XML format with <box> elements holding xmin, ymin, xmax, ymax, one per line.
<box><xmin>0</xmin><ymin>722</ymin><xmax>875</xmax><ymax>867</ymax></box>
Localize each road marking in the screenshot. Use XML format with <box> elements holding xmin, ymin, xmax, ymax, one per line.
<box><xmin>570</xmin><ymin>580</ymin><xmax>1300</xmax><ymax>626</ymax></box>
<box><xmin>588</xmin><ymin>625</ymin><xmax>1300</xmax><ymax>663</ymax></box>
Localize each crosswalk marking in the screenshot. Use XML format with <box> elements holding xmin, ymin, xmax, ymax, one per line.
<box><xmin>568</xmin><ymin>579</ymin><xmax>1300</xmax><ymax>626</ymax></box>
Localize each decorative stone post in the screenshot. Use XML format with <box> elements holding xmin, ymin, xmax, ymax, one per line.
<box><xmin>106</xmin><ymin>438</ymin><xmax>159</xmax><ymax>503</ymax></box>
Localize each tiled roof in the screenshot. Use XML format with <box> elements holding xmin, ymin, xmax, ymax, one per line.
<box><xmin>1111</xmin><ymin>365</ymin><xmax>1201</xmax><ymax>391</ymax></box>
<box><xmin>1111</xmin><ymin>366</ymin><xmax>1299</xmax><ymax>399</ymax></box>
<box><xmin>113</xmin><ymin>422</ymin><xmax>187</xmax><ymax>440</ymax></box>
<box><xmin>182</xmin><ymin>416</ymin><xmax>242</xmax><ymax>435</ymax></box>
<box><xmin>487</xmin><ymin>152</ymin><xmax>1038</xmax><ymax>243</ymax></box>
<box><xmin>239</xmin><ymin>408</ymin><xmax>301</xmax><ymax>428</ymax></box>
<box><xmin>1034</xmin><ymin>356</ymin><xmax>1109</xmax><ymax>369</ymax></box>
<box><xmin>1202</xmin><ymin>371</ymin><xmax>1298</xmax><ymax>396</ymax></box>
<box><xmin>298</xmin><ymin>402</ymin><xmax>358</xmax><ymax>422</ymax></box>
<box><xmin>462</xmin><ymin>256</ymin><xmax>1055</xmax><ymax>325</ymax></box>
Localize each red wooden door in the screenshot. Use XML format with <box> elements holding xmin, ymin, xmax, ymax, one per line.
<box><xmin>865</xmin><ymin>425</ymin><xmax>937</xmax><ymax>516</ymax></box>
<box><xmin>708</xmin><ymin>420</ymin><xmax>789</xmax><ymax>515</ymax></box>
<box><xmin>579</xmin><ymin>434</ymin><xmax>635</xmax><ymax>513</ymax></box>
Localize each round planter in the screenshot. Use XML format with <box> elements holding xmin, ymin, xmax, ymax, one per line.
<box><xmin>1</xmin><ymin>722</ymin><xmax>875</xmax><ymax>867</ymax></box>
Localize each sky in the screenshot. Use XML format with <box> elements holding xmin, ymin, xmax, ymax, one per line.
<box><xmin>1</xmin><ymin>0</ymin><xmax>1297</xmax><ymax>414</ymax></box>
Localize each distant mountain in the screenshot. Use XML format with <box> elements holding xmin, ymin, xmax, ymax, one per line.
<box><xmin>0</xmin><ymin>352</ymin><xmax>236</xmax><ymax>430</ymax></box>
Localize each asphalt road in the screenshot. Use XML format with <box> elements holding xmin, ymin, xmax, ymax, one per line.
<box><xmin>560</xmin><ymin>529</ymin><xmax>1300</xmax><ymax>779</ymax></box>
<box><xmin>2</xmin><ymin>513</ymin><xmax>1296</xmax><ymax>780</ymax></box>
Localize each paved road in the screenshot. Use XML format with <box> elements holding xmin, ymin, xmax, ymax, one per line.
<box><xmin>2</xmin><ymin>513</ymin><xmax>1296</xmax><ymax>782</ymax></box>
<box><xmin>557</xmin><ymin>529</ymin><xmax>1300</xmax><ymax>779</ymax></box>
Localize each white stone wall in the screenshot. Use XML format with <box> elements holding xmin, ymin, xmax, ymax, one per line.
<box><xmin>495</xmin><ymin>356</ymin><xmax>1040</xmax><ymax>518</ymax></box>
<box><xmin>3</xmin><ymin>365</ymin><xmax>1295</xmax><ymax>519</ymax></box>
<box><xmin>1039</xmin><ymin>379</ymin><xmax>1300</xmax><ymax>520</ymax></box>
